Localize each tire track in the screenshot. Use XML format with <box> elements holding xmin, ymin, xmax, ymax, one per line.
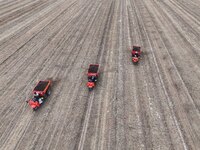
<box><xmin>0</xmin><ymin>0</ymin><xmax>44</xmax><ymax>26</ymax></box>
<box><xmin>133</xmin><ymin>0</ymin><xmax>189</xmax><ymax>149</ymax></box>
<box><xmin>0</xmin><ymin>3</ymin><xmax>79</xmax><ymax>127</ymax></box>
<box><xmin>0</xmin><ymin>0</ymin><xmax>26</xmax><ymax>11</ymax></box>
<box><xmin>0</xmin><ymin>0</ymin><xmax>93</xmax><ymax>148</ymax></box>
<box><xmin>77</xmin><ymin>1</ymin><xmax>115</xmax><ymax>149</ymax></box>
<box><xmin>52</xmin><ymin>0</ymin><xmax>108</xmax><ymax>148</ymax></box>
<box><xmin>0</xmin><ymin>0</ymin><xmax>199</xmax><ymax>149</ymax></box>
<box><xmin>0</xmin><ymin>0</ymin><xmax>66</xmax><ymax>44</ymax></box>
<box><xmin>19</xmin><ymin>0</ymin><xmax>100</xmax><ymax>149</ymax></box>
<box><xmin>148</xmin><ymin>0</ymin><xmax>200</xmax><ymax>115</ymax></box>
<box><xmin>0</xmin><ymin>0</ymin><xmax>78</xmax><ymax>94</ymax></box>
<box><xmin>35</xmin><ymin>1</ymin><xmax>105</xmax><ymax>149</ymax></box>
<box><xmin>142</xmin><ymin>1</ymin><xmax>200</xmax><ymax>148</ymax></box>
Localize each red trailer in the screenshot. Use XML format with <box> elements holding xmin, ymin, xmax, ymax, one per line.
<box><xmin>87</xmin><ymin>64</ymin><xmax>99</xmax><ymax>91</ymax></box>
<box><xmin>27</xmin><ymin>80</ymin><xmax>51</xmax><ymax>110</ymax></box>
<box><xmin>132</xmin><ymin>46</ymin><xmax>141</xmax><ymax>63</ymax></box>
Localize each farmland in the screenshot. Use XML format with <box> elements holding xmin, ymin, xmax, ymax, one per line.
<box><xmin>0</xmin><ymin>0</ymin><xmax>200</xmax><ymax>149</ymax></box>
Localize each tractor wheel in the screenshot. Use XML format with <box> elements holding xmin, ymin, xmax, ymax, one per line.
<box><xmin>47</xmin><ymin>90</ymin><xmax>51</xmax><ymax>96</ymax></box>
<box><xmin>89</xmin><ymin>88</ymin><xmax>93</xmax><ymax>91</ymax></box>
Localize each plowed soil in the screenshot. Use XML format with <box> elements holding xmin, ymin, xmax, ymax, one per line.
<box><xmin>0</xmin><ymin>0</ymin><xmax>200</xmax><ymax>149</ymax></box>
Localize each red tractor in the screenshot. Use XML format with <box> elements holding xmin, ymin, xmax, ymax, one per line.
<box><xmin>132</xmin><ymin>46</ymin><xmax>141</xmax><ymax>64</ymax></box>
<box><xmin>87</xmin><ymin>64</ymin><xmax>99</xmax><ymax>91</ymax></box>
<box><xmin>27</xmin><ymin>80</ymin><xmax>51</xmax><ymax>111</ymax></box>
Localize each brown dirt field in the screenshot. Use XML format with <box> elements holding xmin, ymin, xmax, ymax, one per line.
<box><xmin>0</xmin><ymin>0</ymin><xmax>200</xmax><ymax>149</ymax></box>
